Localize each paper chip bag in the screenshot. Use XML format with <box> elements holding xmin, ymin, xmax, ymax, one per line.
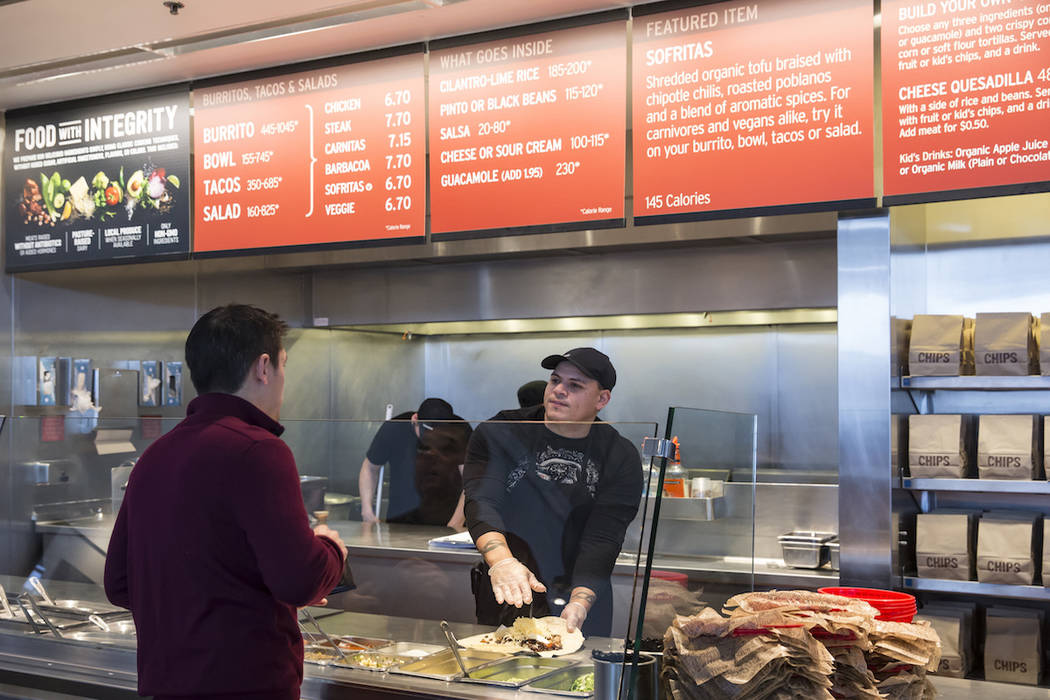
<box><xmin>977</xmin><ymin>414</ymin><xmax>1040</xmax><ymax>480</ymax></box>
<box><xmin>909</xmin><ymin>315</ymin><xmax>965</xmax><ymax>376</ymax></box>
<box><xmin>915</xmin><ymin>611</ymin><xmax>969</xmax><ymax>678</ymax></box>
<box><xmin>908</xmin><ymin>414</ymin><xmax>971</xmax><ymax>478</ymax></box>
<box><xmin>977</xmin><ymin>514</ymin><xmax>1038</xmax><ymax>585</ymax></box>
<box><xmin>985</xmin><ymin>608</ymin><xmax>1042</xmax><ymax>685</ymax></box>
<box><xmin>975</xmin><ymin>312</ymin><xmax>1036</xmax><ymax>376</ymax></box>
<box><xmin>916</xmin><ymin>513</ymin><xmax>973</xmax><ymax>581</ymax></box>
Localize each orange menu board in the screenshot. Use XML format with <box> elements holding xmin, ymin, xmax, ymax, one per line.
<box><xmin>429</xmin><ymin>20</ymin><xmax>626</xmax><ymax>237</ymax></box>
<box><xmin>192</xmin><ymin>52</ymin><xmax>425</xmax><ymax>253</ymax></box>
<box><xmin>632</xmin><ymin>0</ymin><xmax>874</xmax><ymax>222</ymax></box>
<box><xmin>883</xmin><ymin>0</ymin><xmax>1050</xmax><ymax>202</ymax></box>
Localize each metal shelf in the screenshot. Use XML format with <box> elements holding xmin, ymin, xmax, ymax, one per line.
<box><xmin>901</xmin><ymin>478</ymin><xmax>1050</xmax><ymax>494</ymax></box>
<box><xmin>900</xmin><ymin>376</ymin><xmax>1050</xmax><ymax>391</ymax></box>
<box><xmin>903</xmin><ymin>577</ymin><xmax>1050</xmax><ymax>601</ymax></box>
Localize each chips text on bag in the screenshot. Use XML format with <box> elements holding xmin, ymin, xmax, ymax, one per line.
<box><xmin>974</xmin><ymin>312</ymin><xmax>1037</xmax><ymax>376</ymax></box>
<box><xmin>977</xmin><ymin>414</ymin><xmax>1040</xmax><ymax>480</ymax></box>
<box><xmin>908</xmin><ymin>315</ymin><xmax>966</xmax><ymax>377</ymax></box>
<box><xmin>908</xmin><ymin>415</ymin><xmax>972</xmax><ymax>479</ymax></box>
<box><xmin>916</xmin><ymin>513</ymin><xmax>974</xmax><ymax>581</ymax></box>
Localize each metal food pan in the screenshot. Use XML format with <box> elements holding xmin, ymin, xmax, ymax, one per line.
<box><xmin>304</xmin><ymin>634</ymin><xmax>392</xmax><ymax>651</ymax></box>
<box><xmin>828</xmin><ymin>540</ymin><xmax>840</xmax><ymax>570</ymax></box>
<box><xmin>340</xmin><ymin>635</ymin><xmax>392</xmax><ymax>649</ymax></box>
<box><xmin>309</xmin><ymin>637</ymin><xmax>368</xmax><ymax>652</ymax></box>
<box><xmin>780</xmin><ymin>541</ymin><xmax>829</xmax><ymax>569</ymax></box>
<box><xmin>523</xmin><ymin>665</ymin><xmax>595</xmax><ymax>696</ymax></box>
<box><xmin>777</xmin><ymin>531</ymin><xmax>836</xmax><ymax>544</ymax></box>
<box><xmin>303</xmin><ymin>645</ymin><xmax>344</xmax><ymax>665</ymax></box>
<box><xmin>27</xmin><ymin>599</ymin><xmax>128</xmax><ymax>620</ymax></box>
<box><xmin>0</xmin><ymin>609</ymin><xmax>97</xmax><ymax>632</ymax></box>
<box><xmin>461</xmin><ymin>657</ymin><xmax>576</xmax><ymax>688</ymax></box>
<box><xmin>336</xmin><ymin>651</ymin><xmax>415</xmax><ymax>671</ymax></box>
<box><xmin>373</xmin><ymin>642</ymin><xmax>444</xmax><ymax>659</ymax></box>
<box><xmin>389</xmin><ymin>648</ymin><xmax>508</xmax><ymax>681</ymax></box>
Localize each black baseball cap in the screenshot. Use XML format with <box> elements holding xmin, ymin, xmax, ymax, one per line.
<box><xmin>517</xmin><ymin>380</ymin><xmax>548</xmax><ymax>408</ymax></box>
<box><xmin>541</xmin><ymin>347</ymin><xmax>616</xmax><ymax>390</ymax></box>
<box><xmin>417</xmin><ymin>398</ymin><xmax>454</xmax><ymax>430</ymax></box>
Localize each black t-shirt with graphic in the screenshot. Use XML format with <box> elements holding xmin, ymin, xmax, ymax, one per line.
<box><xmin>464</xmin><ymin>405</ymin><xmax>643</xmax><ymax>595</ymax></box>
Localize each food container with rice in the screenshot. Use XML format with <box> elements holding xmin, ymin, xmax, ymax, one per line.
<box><xmin>303</xmin><ymin>645</ymin><xmax>344</xmax><ymax>665</ymax></box>
<box><xmin>339</xmin><ymin>652</ymin><xmax>414</xmax><ymax>671</ymax></box>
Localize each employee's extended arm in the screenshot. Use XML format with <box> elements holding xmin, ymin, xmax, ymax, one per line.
<box><xmin>476</xmin><ymin>531</ymin><xmax>546</xmax><ymax>607</ymax></box>
<box><xmin>358</xmin><ymin>458</ymin><xmax>381</xmax><ymax>522</ymax></box>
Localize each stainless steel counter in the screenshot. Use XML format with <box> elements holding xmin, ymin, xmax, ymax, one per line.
<box><xmin>0</xmin><ymin>571</ymin><xmax>607</xmax><ymax>700</ymax></box>
<box><xmin>31</xmin><ymin>514</ymin><xmax>836</xmax><ymax>633</ymax></box>
<box><xmin>0</xmin><ymin>575</ymin><xmax>1046</xmax><ymax>699</ymax></box>
<box><xmin>35</xmin><ymin>516</ymin><xmax>838</xmax><ymax>589</ymax></box>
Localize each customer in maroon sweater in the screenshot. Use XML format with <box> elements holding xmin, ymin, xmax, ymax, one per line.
<box><xmin>104</xmin><ymin>304</ymin><xmax>347</xmax><ymax>700</ymax></box>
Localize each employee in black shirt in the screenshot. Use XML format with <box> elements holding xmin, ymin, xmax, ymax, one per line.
<box><xmin>359</xmin><ymin>398</ymin><xmax>457</xmax><ymax>522</ymax></box>
<box><xmin>464</xmin><ymin>348</ymin><xmax>642</xmax><ymax>636</ymax></box>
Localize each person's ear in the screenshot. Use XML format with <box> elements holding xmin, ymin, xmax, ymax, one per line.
<box><xmin>596</xmin><ymin>389</ymin><xmax>611</xmax><ymax>412</ymax></box>
<box><xmin>253</xmin><ymin>354</ymin><xmax>272</xmax><ymax>385</ymax></box>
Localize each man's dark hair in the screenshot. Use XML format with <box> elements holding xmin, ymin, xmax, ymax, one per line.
<box><xmin>185</xmin><ymin>304</ymin><xmax>289</xmax><ymax>394</ymax></box>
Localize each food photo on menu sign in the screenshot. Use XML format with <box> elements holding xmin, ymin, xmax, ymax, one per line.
<box><xmin>3</xmin><ymin>89</ymin><xmax>191</xmax><ymax>271</ymax></box>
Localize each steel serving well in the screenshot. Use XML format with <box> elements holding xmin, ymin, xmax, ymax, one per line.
<box><xmin>389</xmin><ymin>648</ymin><xmax>509</xmax><ymax>681</ymax></box>
<box><xmin>778</xmin><ymin>531</ymin><xmax>836</xmax><ymax>569</ymax></box>
<box><xmin>522</xmin><ymin>664</ymin><xmax>596</xmax><ymax>696</ymax></box>
<box><xmin>460</xmin><ymin>656</ymin><xmax>577</xmax><ymax>687</ymax></box>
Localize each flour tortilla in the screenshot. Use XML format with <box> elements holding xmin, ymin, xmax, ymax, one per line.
<box><xmin>457</xmin><ymin>615</ymin><xmax>584</xmax><ymax>658</ymax></box>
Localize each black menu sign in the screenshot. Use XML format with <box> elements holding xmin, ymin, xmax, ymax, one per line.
<box><xmin>4</xmin><ymin>88</ymin><xmax>191</xmax><ymax>271</ymax></box>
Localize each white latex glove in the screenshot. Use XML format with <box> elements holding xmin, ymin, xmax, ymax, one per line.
<box><xmin>561</xmin><ymin>600</ymin><xmax>588</xmax><ymax>632</ymax></box>
<box><xmin>488</xmin><ymin>557</ymin><xmax>546</xmax><ymax>607</ymax></box>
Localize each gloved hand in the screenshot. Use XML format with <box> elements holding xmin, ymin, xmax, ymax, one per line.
<box><xmin>561</xmin><ymin>600</ymin><xmax>588</xmax><ymax>632</ymax></box>
<box><xmin>488</xmin><ymin>557</ymin><xmax>546</xmax><ymax>607</ymax></box>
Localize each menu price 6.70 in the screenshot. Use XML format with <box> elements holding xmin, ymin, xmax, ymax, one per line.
<box><xmin>192</xmin><ymin>52</ymin><xmax>425</xmax><ymax>253</ymax></box>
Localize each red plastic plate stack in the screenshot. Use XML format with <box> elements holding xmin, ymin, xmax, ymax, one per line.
<box><xmin>817</xmin><ymin>587</ymin><xmax>917</xmax><ymax>623</ymax></box>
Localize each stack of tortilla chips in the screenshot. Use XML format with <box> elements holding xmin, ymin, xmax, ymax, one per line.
<box><xmin>662</xmin><ymin>591</ymin><xmax>941</xmax><ymax>700</ymax></box>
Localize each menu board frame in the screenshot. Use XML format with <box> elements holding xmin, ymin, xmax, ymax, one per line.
<box><xmin>880</xmin><ymin>0</ymin><xmax>1050</xmax><ymax>207</ymax></box>
<box><xmin>631</xmin><ymin>0</ymin><xmax>877</xmax><ymax>226</ymax></box>
<box><xmin>3</xmin><ymin>84</ymin><xmax>193</xmax><ymax>273</ymax></box>
<box><xmin>884</xmin><ymin>179</ymin><xmax>1050</xmax><ymax>208</ymax></box>
<box><xmin>189</xmin><ymin>42</ymin><xmax>427</xmax><ymax>260</ymax></box>
<box><xmin>427</xmin><ymin>10</ymin><xmax>629</xmax><ymax>242</ymax></box>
